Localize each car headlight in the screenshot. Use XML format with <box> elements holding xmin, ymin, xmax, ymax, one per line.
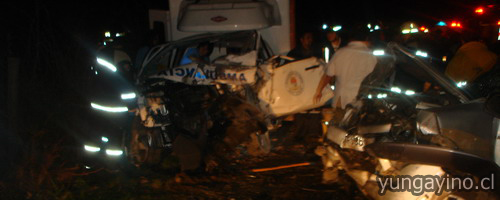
<box><xmin>106</xmin><ymin>149</ymin><xmax>123</xmax><ymax>156</ymax></box>
<box><xmin>84</xmin><ymin>145</ymin><xmax>101</xmax><ymax>152</ymax></box>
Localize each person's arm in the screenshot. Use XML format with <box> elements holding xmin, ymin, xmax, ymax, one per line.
<box><xmin>314</xmin><ymin>74</ymin><xmax>333</xmax><ymax>104</ymax></box>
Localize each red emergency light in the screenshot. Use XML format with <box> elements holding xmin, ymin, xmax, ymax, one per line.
<box><xmin>475</xmin><ymin>7</ymin><xmax>484</xmax><ymax>14</ymax></box>
<box><xmin>420</xmin><ymin>26</ymin><xmax>426</xmax><ymax>31</ymax></box>
<box><xmin>498</xmin><ymin>20</ymin><xmax>500</xmax><ymax>25</ymax></box>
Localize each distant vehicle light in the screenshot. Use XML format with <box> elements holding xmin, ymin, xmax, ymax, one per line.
<box><xmin>367</xmin><ymin>94</ymin><xmax>373</xmax><ymax>99</ymax></box>
<box><xmin>85</xmin><ymin>166</ymin><xmax>91</xmax><ymax>169</ymax></box>
<box><xmin>121</xmin><ymin>92</ymin><xmax>136</xmax><ymax>100</ymax></box>
<box><xmin>410</xmin><ymin>28</ymin><xmax>419</xmax><ymax>33</ymax></box>
<box><xmin>497</xmin><ymin>21</ymin><xmax>500</xmax><ymax>25</ymax></box>
<box><xmin>324</xmin><ymin>121</ymin><xmax>329</xmax><ymax>126</ymax></box>
<box><xmin>322</xmin><ymin>24</ymin><xmax>328</xmax><ymax>30</ymax></box>
<box><xmin>84</xmin><ymin>145</ymin><xmax>101</xmax><ymax>152</ymax></box>
<box><xmin>105</xmin><ymin>31</ymin><xmax>111</xmax><ymax>38</ymax></box>
<box><xmin>424</xmin><ymin>29</ymin><xmax>429</xmax><ymax>33</ymax></box>
<box><xmin>437</xmin><ymin>21</ymin><xmax>447</xmax><ymax>26</ymax></box>
<box><xmin>416</xmin><ymin>50</ymin><xmax>428</xmax><ymax>58</ymax></box>
<box><xmin>475</xmin><ymin>7</ymin><xmax>484</xmax><ymax>14</ymax></box>
<box><xmin>332</xmin><ymin>26</ymin><xmax>342</xmax><ymax>32</ymax></box>
<box><xmin>367</xmin><ymin>24</ymin><xmax>372</xmax><ymax>29</ymax></box>
<box><xmin>91</xmin><ymin>103</ymin><xmax>128</xmax><ymax>113</ymax></box>
<box><xmin>96</xmin><ymin>57</ymin><xmax>117</xmax><ymax>72</ymax></box>
<box><xmin>391</xmin><ymin>87</ymin><xmax>402</xmax><ymax>93</ymax></box>
<box><xmin>442</xmin><ymin>56</ymin><xmax>447</xmax><ymax>62</ymax></box>
<box><xmin>420</xmin><ymin>26</ymin><xmax>426</xmax><ymax>31</ymax></box>
<box><xmin>402</xmin><ymin>29</ymin><xmax>411</xmax><ymax>34</ymax></box>
<box><xmin>106</xmin><ymin>149</ymin><xmax>123</xmax><ymax>156</ymax></box>
<box><xmin>330</xmin><ymin>85</ymin><xmax>335</xmax><ymax>91</ymax></box>
<box><xmin>101</xmin><ymin>136</ymin><xmax>109</xmax><ymax>143</ymax></box>
<box><xmin>405</xmin><ymin>90</ymin><xmax>416</xmax><ymax>96</ymax></box>
<box><xmin>373</xmin><ymin>49</ymin><xmax>385</xmax><ymax>56</ymax></box>
<box><xmin>374</xmin><ymin>25</ymin><xmax>380</xmax><ymax>30</ymax></box>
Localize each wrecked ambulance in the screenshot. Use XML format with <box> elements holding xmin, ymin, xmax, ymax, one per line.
<box><xmin>125</xmin><ymin>0</ymin><xmax>333</xmax><ymax>170</ymax></box>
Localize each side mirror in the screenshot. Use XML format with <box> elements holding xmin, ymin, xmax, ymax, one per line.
<box><xmin>484</xmin><ymin>91</ymin><xmax>500</xmax><ymax>118</ymax></box>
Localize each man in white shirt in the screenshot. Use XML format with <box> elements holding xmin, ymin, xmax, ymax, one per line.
<box><xmin>314</xmin><ymin>29</ymin><xmax>377</xmax><ymax>109</ymax></box>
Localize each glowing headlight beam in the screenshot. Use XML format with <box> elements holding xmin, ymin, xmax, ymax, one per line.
<box><xmin>106</xmin><ymin>149</ymin><xmax>123</xmax><ymax>156</ymax></box>
<box><xmin>96</xmin><ymin>57</ymin><xmax>117</xmax><ymax>72</ymax></box>
<box><xmin>120</xmin><ymin>92</ymin><xmax>136</xmax><ymax>100</ymax></box>
<box><xmin>91</xmin><ymin>103</ymin><xmax>128</xmax><ymax>113</ymax></box>
<box><xmin>84</xmin><ymin>145</ymin><xmax>101</xmax><ymax>152</ymax></box>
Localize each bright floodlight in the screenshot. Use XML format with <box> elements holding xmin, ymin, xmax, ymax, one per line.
<box><xmin>84</xmin><ymin>145</ymin><xmax>101</xmax><ymax>152</ymax></box>
<box><xmin>121</xmin><ymin>92</ymin><xmax>136</xmax><ymax>100</ymax></box>
<box><xmin>373</xmin><ymin>49</ymin><xmax>385</xmax><ymax>56</ymax></box>
<box><xmin>391</xmin><ymin>87</ymin><xmax>402</xmax><ymax>93</ymax></box>
<box><xmin>91</xmin><ymin>103</ymin><xmax>128</xmax><ymax>113</ymax></box>
<box><xmin>96</xmin><ymin>57</ymin><xmax>117</xmax><ymax>72</ymax></box>
<box><xmin>106</xmin><ymin>149</ymin><xmax>123</xmax><ymax>156</ymax></box>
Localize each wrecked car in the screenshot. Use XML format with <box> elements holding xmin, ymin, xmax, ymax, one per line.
<box><xmin>126</xmin><ymin>30</ymin><xmax>333</xmax><ymax>170</ymax></box>
<box><xmin>315</xmin><ymin>42</ymin><xmax>500</xmax><ymax>199</ymax></box>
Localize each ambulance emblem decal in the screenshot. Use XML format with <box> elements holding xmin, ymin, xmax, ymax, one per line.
<box><xmin>285</xmin><ymin>71</ymin><xmax>304</xmax><ymax>96</ymax></box>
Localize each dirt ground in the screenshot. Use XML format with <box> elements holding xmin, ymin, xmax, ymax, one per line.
<box><xmin>2</xmin><ymin>114</ymin><xmax>366</xmax><ymax>200</ymax></box>
<box><xmin>114</xmin><ymin>114</ymin><xmax>365</xmax><ymax>199</ymax></box>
